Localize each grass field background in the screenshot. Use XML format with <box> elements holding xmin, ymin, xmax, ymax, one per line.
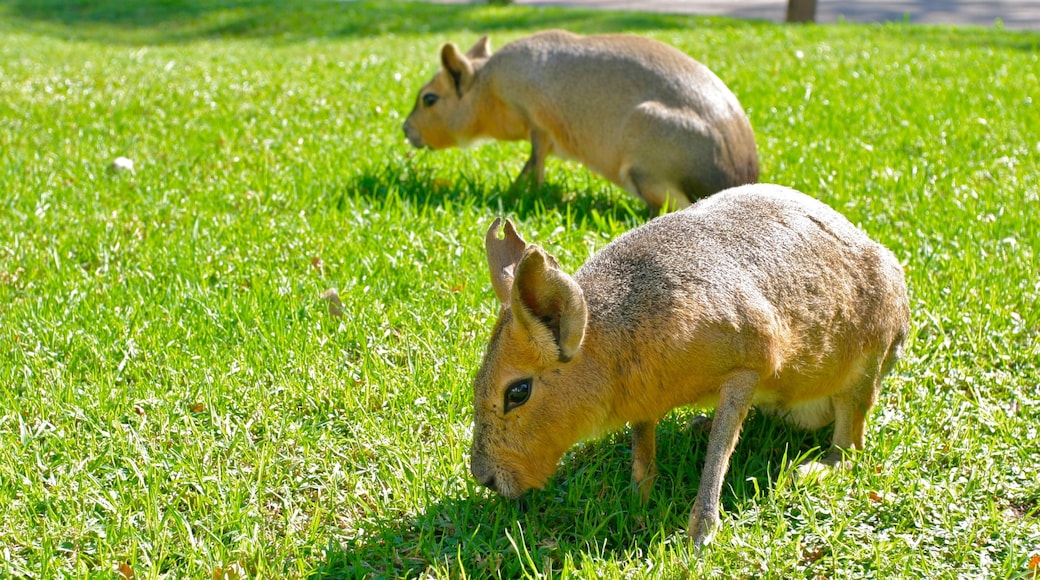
<box><xmin>1</xmin><ymin>0</ymin><xmax>1038</xmax><ymax>577</ymax></box>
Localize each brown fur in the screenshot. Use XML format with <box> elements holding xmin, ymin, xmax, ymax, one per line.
<box><xmin>471</xmin><ymin>183</ymin><xmax>909</xmax><ymax>547</ymax></box>
<box><xmin>403</xmin><ymin>30</ymin><xmax>759</xmax><ymax>212</ymax></box>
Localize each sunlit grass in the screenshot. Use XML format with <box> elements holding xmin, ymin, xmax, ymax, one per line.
<box><xmin>0</xmin><ymin>1</ymin><xmax>1038</xmax><ymax>577</ymax></box>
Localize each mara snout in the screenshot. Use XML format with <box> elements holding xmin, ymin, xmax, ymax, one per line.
<box><xmin>404</xmin><ymin>29</ymin><xmax>759</xmax><ymax>212</ymax></box>
<box><xmin>402</xmin><ymin>118</ymin><xmax>426</xmax><ymax>149</ymax></box>
<box><xmin>469</xmin><ymin>183</ymin><xmax>909</xmax><ymax>547</ymax></box>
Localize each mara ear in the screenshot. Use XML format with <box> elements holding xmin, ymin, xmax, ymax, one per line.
<box><xmin>511</xmin><ymin>246</ymin><xmax>587</xmax><ymax>363</ymax></box>
<box><xmin>440</xmin><ymin>42</ymin><xmax>475</xmax><ymax>97</ymax></box>
<box><xmin>467</xmin><ymin>35</ymin><xmax>492</xmax><ymax>59</ymax></box>
<box><xmin>485</xmin><ymin>217</ymin><xmax>527</xmax><ymax>305</ymax></box>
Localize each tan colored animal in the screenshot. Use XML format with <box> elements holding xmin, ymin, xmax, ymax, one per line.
<box><xmin>402</xmin><ymin>30</ymin><xmax>759</xmax><ymax>212</ymax></box>
<box><xmin>470</xmin><ymin>183</ymin><xmax>909</xmax><ymax>547</ymax></box>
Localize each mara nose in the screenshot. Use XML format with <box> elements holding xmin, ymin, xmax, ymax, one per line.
<box><xmin>402</xmin><ymin>121</ymin><xmax>424</xmax><ymax>148</ymax></box>
<box><xmin>470</xmin><ymin>455</ymin><xmax>496</xmax><ymax>492</ymax></box>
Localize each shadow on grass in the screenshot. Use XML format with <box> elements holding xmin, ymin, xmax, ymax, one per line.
<box><xmin>0</xmin><ymin>0</ymin><xmax>750</xmax><ymax>45</ymax></box>
<box><xmin>343</xmin><ymin>161</ymin><xmax>652</xmax><ymax>226</ymax></box>
<box><xmin>312</xmin><ymin>412</ymin><xmax>828</xmax><ymax>577</ymax></box>
<box><xmin>5</xmin><ymin>0</ymin><xmax>1038</xmax><ymax>53</ymax></box>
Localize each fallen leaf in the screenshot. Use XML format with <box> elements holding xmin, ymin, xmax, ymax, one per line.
<box><xmin>310</xmin><ymin>257</ymin><xmax>324</xmax><ymax>271</ymax></box>
<box><xmin>450</xmin><ymin>284</ymin><xmax>464</xmax><ymax>293</ymax></box>
<box><xmin>801</xmin><ymin>544</ymin><xmax>826</xmax><ymax>564</ymax></box>
<box><xmin>320</xmin><ymin>288</ymin><xmax>345</xmax><ymax>318</ymax></box>
<box><xmin>213</xmin><ymin>562</ymin><xmax>245</xmax><ymax>580</ymax></box>
<box><xmin>191</xmin><ymin>403</ymin><xmax>205</xmax><ymax>413</ymax></box>
<box><xmin>117</xmin><ymin>562</ymin><xmax>134</xmax><ymax>579</ymax></box>
<box><xmin>1029</xmin><ymin>554</ymin><xmax>1040</xmax><ymax>570</ymax></box>
<box><xmin>869</xmin><ymin>491</ymin><xmax>884</xmax><ymax>503</ymax></box>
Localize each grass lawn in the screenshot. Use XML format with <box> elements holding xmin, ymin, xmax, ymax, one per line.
<box><xmin>1</xmin><ymin>0</ymin><xmax>1038</xmax><ymax>577</ymax></box>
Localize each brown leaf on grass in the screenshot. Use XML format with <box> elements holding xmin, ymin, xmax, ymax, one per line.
<box><xmin>1029</xmin><ymin>554</ymin><xmax>1040</xmax><ymax>570</ymax></box>
<box><xmin>320</xmin><ymin>288</ymin><xmax>345</xmax><ymax>318</ymax></box>
<box><xmin>190</xmin><ymin>403</ymin><xmax>205</xmax><ymax>413</ymax></box>
<box><xmin>213</xmin><ymin>562</ymin><xmax>245</xmax><ymax>580</ymax></box>
<box><xmin>869</xmin><ymin>491</ymin><xmax>884</xmax><ymax>503</ymax></box>
<box><xmin>801</xmin><ymin>544</ymin><xmax>826</xmax><ymax>564</ymax></box>
<box><xmin>310</xmin><ymin>257</ymin><xmax>324</xmax><ymax>272</ymax></box>
<box><xmin>450</xmin><ymin>284</ymin><xmax>464</xmax><ymax>293</ymax></box>
<box><xmin>116</xmin><ymin>562</ymin><xmax>134</xmax><ymax>579</ymax></box>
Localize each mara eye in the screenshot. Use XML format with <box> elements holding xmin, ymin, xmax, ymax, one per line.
<box><xmin>421</xmin><ymin>93</ymin><xmax>439</xmax><ymax>108</ymax></box>
<box><xmin>504</xmin><ymin>378</ymin><xmax>532</xmax><ymax>413</ymax></box>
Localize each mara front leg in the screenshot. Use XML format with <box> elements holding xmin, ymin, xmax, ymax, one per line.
<box><xmin>515</xmin><ymin>128</ymin><xmax>550</xmax><ymax>189</ymax></box>
<box><xmin>631</xmin><ymin>419</ymin><xmax>658</xmax><ymax>503</ymax></box>
<box><xmin>688</xmin><ymin>370</ymin><xmax>758</xmax><ymax>549</ymax></box>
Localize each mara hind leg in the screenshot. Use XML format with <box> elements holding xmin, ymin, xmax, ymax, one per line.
<box><xmin>617</xmin><ymin>129</ymin><xmax>756</xmax><ymax>209</ymax></box>
<box><xmin>797</xmin><ymin>354</ymin><xmax>885</xmax><ymax>478</ymax></box>
<box><xmin>621</xmin><ymin>103</ymin><xmax>719</xmax><ymax>211</ymax></box>
<box><xmin>624</xmin><ymin>166</ymin><xmax>691</xmax><ymax>215</ymax></box>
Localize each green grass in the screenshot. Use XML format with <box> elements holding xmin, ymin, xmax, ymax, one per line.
<box><xmin>1</xmin><ymin>0</ymin><xmax>1038</xmax><ymax>577</ymax></box>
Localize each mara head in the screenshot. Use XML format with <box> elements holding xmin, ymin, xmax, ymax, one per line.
<box><xmin>402</xmin><ymin>36</ymin><xmax>492</xmax><ymax>150</ymax></box>
<box><xmin>469</xmin><ymin>218</ymin><xmax>607</xmax><ymax>499</ymax></box>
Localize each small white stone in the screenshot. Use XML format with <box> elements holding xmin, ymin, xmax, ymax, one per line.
<box><xmin>111</xmin><ymin>156</ymin><xmax>135</xmax><ymax>174</ymax></box>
